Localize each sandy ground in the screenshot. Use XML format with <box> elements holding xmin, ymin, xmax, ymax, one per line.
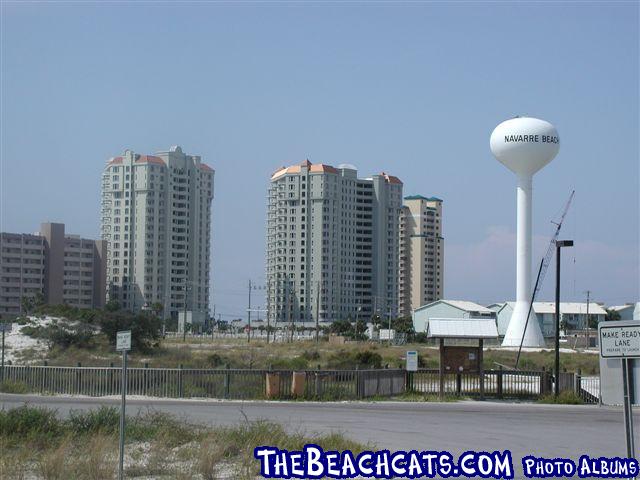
<box><xmin>2</xmin><ymin>316</ymin><xmax>54</xmax><ymax>363</ymax></box>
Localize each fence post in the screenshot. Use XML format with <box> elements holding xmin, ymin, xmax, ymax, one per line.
<box><xmin>438</xmin><ymin>338</ymin><xmax>445</xmax><ymax>400</ymax></box>
<box><xmin>224</xmin><ymin>364</ymin><xmax>230</xmax><ymax>399</ymax></box>
<box><xmin>109</xmin><ymin>362</ymin><xmax>114</xmax><ymax>395</ymax></box>
<box><xmin>178</xmin><ymin>364</ymin><xmax>184</xmax><ymax>398</ymax></box>
<box><xmin>497</xmin><ymin>366</ymin><xmax>503</xmax><ymax>399</ymax></box>
<box><xmin>478</xmin><ymin>339</ymin><xmax>485</xmax><ymax>400</ymax></box>
<box><xmin>144</xmin><ymin>362</ymin><xmax>149</xmax><ymax>396</ymax></box>
<box><xmin>542</xmin><ymin>368</ymin><xmax>550</xmax><ymax>396</ymax></box>
<box><xmin>456</xmin><ymin>372</ymin><xmax>462</xmax><ymax>396</ymax></box>
<box><xmin>574</xmin><ymin>368</ymin><xmax>582</xmax><ymax>396</ymax></box>
<box><xmin>406</xmin><ymin>370</ymin><xmax>414</xmax><ymax>393</ymax></box>
<box><xmin>76</xmin><ymin>362</ymin><xmax>82</xmax><ymax>395</ymax></box>
<box><xmin>315</xmin><ymin>370</ymin><xmax>321</xmax><ymax>399</ymax></box>
<box><xmin>41</xmin><ymin>361</ymin><xmax>48</xmax><ymax>394</ymax></box>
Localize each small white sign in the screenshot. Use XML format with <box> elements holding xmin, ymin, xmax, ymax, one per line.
<box><xmin>116</xmin><ymin>330</ymin><xmax>131</xmax><ymax>351</ymax></box>
<box><xmin>599</xmin><ymin>322</ymin><xmax>640</xmax><ymax>359</ymax></box>
<box><xmin>0</xmin><ymin>323</ymin><xmax>12</xmax><ymax>333</ymax></box>
<box><xmin>406</xmin><ymin>351</ymin><xmax>418</xmax><ymax>372</ymax></box>
<box><xmin>379</xmin><ymin>329</ymin><xmax>395</xmax><ymax>340</ymax></box>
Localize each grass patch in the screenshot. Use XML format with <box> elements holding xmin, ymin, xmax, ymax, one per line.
<box><xmin>0</xmin><ymin>405</ymin><xmax>368</xmax><ymax>479</ymax></box>
<box><xmin>390</xmin><ymin>391</ymin><xmax>460</xmax><ymax>402</ymax></box>
<box><xmin>538</xmin><ymin>390</ymin><xmax>584</xmax><ymax>405</ymax></box>
<box><xmin>0</xmin><ymin>380</ymin><xmax>30</xmax><ymax>394</ymax></box>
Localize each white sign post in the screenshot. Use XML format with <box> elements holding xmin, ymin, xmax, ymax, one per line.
<box><xmin>406</xmin><ymin>351</ymin><xmax>418</xmax><ymax>372</ymax></box>
<box><xmin>599</xmin><ymin>321</ymin><xmax>638</xmax><ymax>464</ymax></box>
<box><xmin>406</xmin><ymin>350</ymin><xmax>418</xmax><ymax>393</ymax></box>
<box><xmin>116</xmin><ymin>330</ymin><xmax>131</xmax><ymax>480</ymax></box>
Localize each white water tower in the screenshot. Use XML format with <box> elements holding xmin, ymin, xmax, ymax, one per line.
<box><xmin>490</xmin><ymin>116</ymin><xmax>560</xmax><ymax>347</ymax></box>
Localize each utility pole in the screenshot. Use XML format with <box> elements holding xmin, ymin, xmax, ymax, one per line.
<box><xmin>288</xmin><ymin>280</ymin><xmax>294</xmax><ymax>342</ymax></box>
<box><xmin>266</xmin><ymin>308</ymin><xmax>271</xmax><ymax>345</ymax></box>
<box><xmin>373</xmin><ymin>296</ymin><xmax>378</xmax><ymax>342</ymax></box>
<box><xmin>247</xmin><ymin>280</ymin><xmax>252</xmax><ymax>343</ymax></box>
<box><xmin>266</xmin><ymin>279</ymin><xmax>271</xmax><ymax>344</ymax></box>
<box><xmin>585</xmin><ymin>290</ymin><xmax>591</xmax><ymax>350</ymax></box>
<box><xmin>182</xmin><ymin>280</ymin><xmax>189</xmax><ymax>342</ymax></box>
<box><xmin>315</xmin><ymin>281</ymin><xmax>320</xmax><ymax>344</ymax></box>
<box><xmin>211</xmin><ymin>304</ymin><xmax>216</xmax><ymax>340</ymax></box>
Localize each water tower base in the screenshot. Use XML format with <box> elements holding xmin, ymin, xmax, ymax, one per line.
<box><xmin>501</xmin><ymin>301</ymin><xmax>546</xmax><ymax>348</ymax></box>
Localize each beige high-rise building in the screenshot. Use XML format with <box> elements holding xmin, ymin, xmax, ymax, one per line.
<box><xmin>398</xmin><ymin>195</ymin><xmax>444</xmax><ymax>317</ymax></box>
<box><xmin>100</xmin><ymin>146</ymin><xmax>214</xmax><ymax>321</ymax></box>
<box><xmin>0</xmin><ymin>223</ymin><xmax>106</xmax><ymax>317</ymax></box>
<box><xmin>266</xmin><ymin>160</ymin><xmax>403</xmax><ymax>325</ymax></box>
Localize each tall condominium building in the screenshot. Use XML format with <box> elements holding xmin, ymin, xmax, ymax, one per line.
<box><xmin>398</xmin><ymin>195</ymin><xmax>444</xmax><ymax>317</ymax></box>
<box><xmin>100</xmin><ymin>146</ymin><xmax>214</xmax><ymax>321</ymax></box>
<box><xmin>266</xmin><ymin>160</ymin><xmax>403</xmax><ymax>325</ymax></box>
<box><xmin>0</xmin><ymin>223</ymin><xmax>106</xmax><ymax>317</ymax></box>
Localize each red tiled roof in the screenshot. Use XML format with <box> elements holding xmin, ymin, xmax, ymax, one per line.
<box><xmin>271</xmin><ymin>160</ymin><xmax>339</xmax><ymax>180</ymax></box>
<box><xmin>135</xmin><ymin>155</ymin><xmax>165</xmax><ymax>166</ymax></box>
<box><xmin>107</xmin><ymin>156</ymin><xmax>123</xmax><ymax>165</ymax></box>
<box><xmin>310</xmin><ymin>164</ymin><xmax>338</xmax><ymax>174</ymax></box>
<box><xmin>381</xmin><ymin>172</ymin><xmax>403</xmax><ymax>185</ymax></box>
<box><xmin>271</xmin><ymin>165</ymin><xmax>301</xmax><ymax>179</ymax></box>
<box><xmin>199</xmin><ymin>163</ymin><xmax>214</xmax><ymax>173</ymax></box>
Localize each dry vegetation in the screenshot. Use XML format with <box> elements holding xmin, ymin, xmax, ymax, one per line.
<box><xmin>0</xmin><ymin>405</ymin><xmax>368</xmax><ymax>479</ymax></box>
<box><xmin>15</xmin><ymin>335</ymin><xmax>600</xmax><ymax>375</ymax></box>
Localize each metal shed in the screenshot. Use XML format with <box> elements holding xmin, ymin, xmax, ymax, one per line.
<box><xmin>427</xmin><ymin>318</ymin><xmax>499</xmax><ymax>339</ymax></box>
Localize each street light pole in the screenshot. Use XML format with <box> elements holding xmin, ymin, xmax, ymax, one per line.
<box><xmin>555</xmin><ymin>240</ymin><xmax>573</xmax><ymax>397</ymax></box>
<box><xmin>247</xmin><ymin>280</ymin><xmax>252</xmax><ymax>343</ymax></box>
<box><xmin>584</xmin><ymin>290</ymin><xmax>591</xmax><ymax>350</ymax></box>
<box><xmin>315</xmin><ymin>281</ymin><xmax>320</xmax><ymax>344</ymax></box>
<box><xmin>183</xmin><ymin>282</ymin><xmax>188</xmax><ymax>342</ymax></box>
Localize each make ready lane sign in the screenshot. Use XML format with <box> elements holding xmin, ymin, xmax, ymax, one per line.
<box><xmin>600</xmin><ymin>322</ymin><xmax>640</xmax><ymax>359</ymax></box>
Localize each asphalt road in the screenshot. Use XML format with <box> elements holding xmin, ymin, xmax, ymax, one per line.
<box><xmin>2</xmin><ymin>394</ymin><xmax>636</xmax><ymax>465</ymax></box>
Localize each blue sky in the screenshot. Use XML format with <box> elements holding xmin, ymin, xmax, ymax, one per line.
<box><xmin>1</xmin><ymin>2</ymin><xmax>638</xmax><ymax>319</ymax></box>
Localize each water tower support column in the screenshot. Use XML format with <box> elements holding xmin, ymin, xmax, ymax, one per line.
<box><xmin>517</xmin><ymin>173</ymin><xmax>532</xmax><ymax>314</ymax></box>
<box><xmin>503</xmin><ymin>173</ymin><xmax>544</xmax><ymax>347</ymax></box>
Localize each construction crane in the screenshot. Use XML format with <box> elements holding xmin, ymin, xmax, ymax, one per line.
<box><xmin>515</xmin><ymin>190</ymin><xmax>575</xmax><ymax>369</ymax></box>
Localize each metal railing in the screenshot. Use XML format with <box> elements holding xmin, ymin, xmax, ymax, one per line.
<box><xmin>1</xmin><ymin>365</ymin><xmax>598</xmax><ymax>403</ymax></box>
<box><xmin>303</xmin><ymin>369</ymin><xmax>406</xmax><ymax>399</ymax></box>
<box><xmin>578</xmin><ymin>374</ymin><xmax>600</xmax><ymax>404</ymax></box>
<box><xmin>412</xmin><ymin>368</ymin><xmax>553</xmax><ymax>398</ymax></box>
<box><xmin>0</xmin><ymin>365</ymin><xmax>404</xmax><ymax>400</ymax></box>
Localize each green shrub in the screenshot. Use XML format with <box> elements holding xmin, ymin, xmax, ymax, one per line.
<box><xmin>354</xmin><ymin>350</ymin><xmax>382</xmax><ymax>369</ymax></box>
<box><xmin>271</xmin><ymin>356</ymin><xmax>309</xmax><ymax>370</ymax></box>
<box><xmin>418</xmin><ymin>355</ymin><xmax>438</xmax><ymax>368</ymax></box>
<box><xmin>126</xmin><ymin>411</ymin><xmax>196</xmax><ymax>446</ymax></box>
<box><xmin>301</xmin><ymin>349</ymin><xmax>321</xmax><ymax>361</ymax></box>
<box><xmin>67</xmin><ymin>406</ymin><xmax>119</xmax><ymax>435</ymax></box>
<box><xmin>414</xmin><ymin>332</ymin><xmax>429</xmax><ymax>343</ymax></box>
<box><xmin>538</xmin><ymin>390</ymin><xmax>584</xmax><ymax>405</ymax></box>
<box><xmin>325</xmin><ymin>349</ymin><xmax>383</xmax><ymax>369</ymax></box>
<box><xmin>45</xmin><ymin>322</ymin><xmax>95</xmax><ymax>349</ymax></box>
<box><xmin>20</xmin><ymin>325</ymin><xmax>43</xmax><ymax>338</ymax></box>
<box><xmin>0</xmin><ymin>380</ymin><xmax>31</xmax><ymax>394</ymax></box>
<box><xmin>99</xmin><ymin>310</ymin><xmax>161</xmax><ymax>352</ymax></box>
<box><xmin>206</xmin><ymin>353</ymin><xmax>226</xmax><ymax>367</ymax></box>
<box><xmin>0</xmin><ymin>405</ymin><xmax>63</xmax><ymax>439</ymax></box>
